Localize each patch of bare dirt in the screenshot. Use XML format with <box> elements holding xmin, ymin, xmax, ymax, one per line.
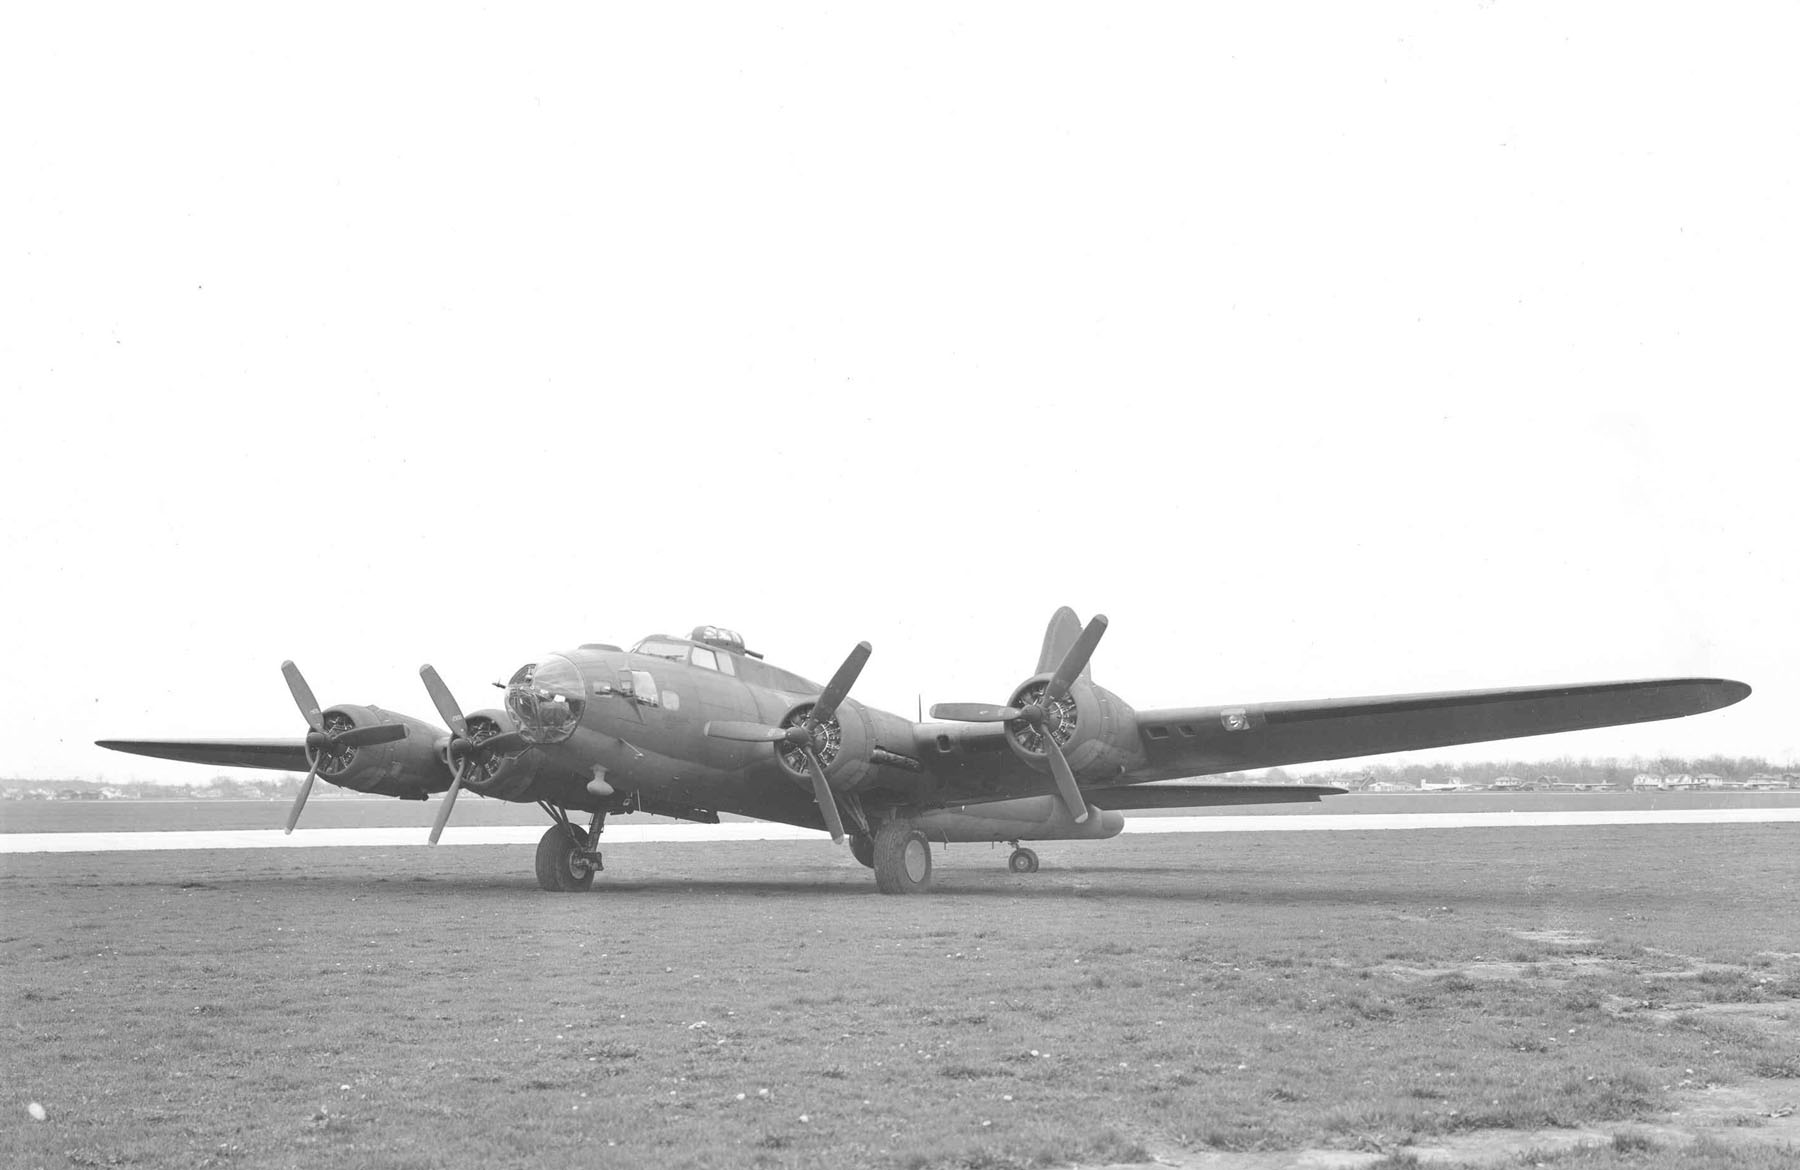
<box><xmin>1508</xmin><ymin>928</ymin><xmax>1602</xmax><ymax>948</ymax></box>
<box><xmin>1383</xmin><ymin>955</ymin><xmax>1611</xmax><ymax>983</ymax></box>
<box><xmin>1614</xmin><ymin>998</ymin><xmax>1796</xmax><ymax>1039</ymax></box>
<box><xmin>1095</xmin><ymin>1083</ymin><xmax>1800</xmax><ymax>1168</ymax></box>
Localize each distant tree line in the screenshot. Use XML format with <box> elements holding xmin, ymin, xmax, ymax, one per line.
<box><xmin>1300</xmin><ymin>754</ymin><xmax>1796</xmax><ymax>790</ymax></box>
<box><xmin>2</xmin><ymin>774</ymin><xmax>315</xmax><ymax>800</ymax></box>
<box><xmin>5</xmin><ymin>753</ymin><xmax>1795</xmax><ymax>800</ymax></box>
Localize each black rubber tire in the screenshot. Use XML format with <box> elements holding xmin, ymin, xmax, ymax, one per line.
<box><xmin>872</xmin><ymin>821</ymin><xmax>933</xmax><ymax>894</ymax></box>
<box><xmin>535</xmin><ymin>825</ymin><xmax>595</xmax><ymax>892</ymax></box>
<box><xmin>849</xmin><ymin>835</ymin><xmax>876</xmax><ymax>869</ymax></box>
<box><xmin>1008</xmin><ymin>847</ymin><xmax>1039</xmax><ymax>874</ymax></box>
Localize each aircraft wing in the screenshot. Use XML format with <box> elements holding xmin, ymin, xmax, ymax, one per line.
<box><xmin>95</xmin><ymin>738</ymin><xmax>311</xmax><ymax>771</ymax></box>
<box><xmin>1086</xmin><ymin>782</ymin><xmax>1345</xmax><ymax>810</ymax></box>
<box><xmin>1129</xmin><ymin>678</ymin><xmax>1749</xmax><ymax>781</ymax></box>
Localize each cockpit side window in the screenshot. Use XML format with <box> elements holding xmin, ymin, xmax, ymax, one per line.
<box><xmin>689</xmin><ymin>646</ymin><xmax>719</xmax><ymax>671</ymax></box>
<box><xmin>615</xmin><ymin>669</ymin><xmax>660</xmax><ymax>707</ymax></box>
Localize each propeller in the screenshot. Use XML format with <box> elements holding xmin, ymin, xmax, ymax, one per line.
<box><xmin>704</xmin><ymin>641</ymin><xmax>870</xmax><ymax>844</ymax></box>
<box><xmin>419</xmin><ymin>664</ymin><xmax>530</xmax><ymax>844</ymax></box>
<box><xmin>930</xmin><ymin>614</ymin><xmax>1108</xmax><ymax>824</ymax></box>
<box><xmin>280</xmin><ymin>661</ymin><xmax>408</xmax><ymax>833</ymax></box>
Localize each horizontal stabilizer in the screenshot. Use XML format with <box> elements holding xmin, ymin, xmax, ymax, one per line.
<box><xmin>96</xmin><ymin>738</ymin><xmax>310</xmax><ymax>772</ymax></box>
<box><xmin>1085</xmin><ymin>783</ymin><xmax>1346</xmax><ymax>811</ymax></box>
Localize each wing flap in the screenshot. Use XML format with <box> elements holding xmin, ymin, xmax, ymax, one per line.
<box><xmin>1132</xmin><ymin>678</ymin><xmax>1750</xmax><ymax>779</ymax></box>
<box><xmin>1087</xmin><ymin>782</ymin><xmax>1345</xmax><ymax>810</ymax></box>
<box><xmin>96</xmin><ymin>738</ymin><xmax>311</xmax><ymax>772</ymax></box>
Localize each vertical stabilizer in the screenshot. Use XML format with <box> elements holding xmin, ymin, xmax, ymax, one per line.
<box><xmin>1036</xmin><ymin>607</ymin><xmax>1090</xmax><ymax>681</ymax></box>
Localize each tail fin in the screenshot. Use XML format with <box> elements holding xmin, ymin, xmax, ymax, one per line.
<box><xmin>1036</xmin><ymin>607</ymin><xmax>1091</xmax><ymax>681</ymax></box>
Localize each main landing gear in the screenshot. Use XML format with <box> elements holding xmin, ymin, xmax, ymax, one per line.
<box><xmin>860</xmin><ymin>825</ymin><xmax>1043</xmax><ymax>891</ymax></box>
<box><xmin>872</xmin><ymin>820</ymin><xmax>933</xmax><ymax>894</ymax></box>
<box><xmin>536</xmin><ymin>806</ymin><xmax>604</xmax><ymax>892</ymax></box>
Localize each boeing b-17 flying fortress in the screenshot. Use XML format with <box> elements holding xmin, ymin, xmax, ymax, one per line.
<box><xmin>98</xmin><ymin>608</ymin><xmax>1750</xmax><ymax>894</ymax></box>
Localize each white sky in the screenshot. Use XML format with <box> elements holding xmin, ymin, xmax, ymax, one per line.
<box><xmin>3</xmin><ymin>4</ymin><xmax>1795</xmax><ymax>783</ymax></box>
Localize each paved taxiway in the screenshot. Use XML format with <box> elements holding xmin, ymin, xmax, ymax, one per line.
<box><xmin>5</xmin><ymin>806</ymin><xmax>1797</xmax><ymax>853</ymax></box>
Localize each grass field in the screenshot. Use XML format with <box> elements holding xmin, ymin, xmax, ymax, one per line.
<box><xmin>3</xmin><ymin>825</ymin><xmax>1797</xmax><ymax>1169</ymax></box>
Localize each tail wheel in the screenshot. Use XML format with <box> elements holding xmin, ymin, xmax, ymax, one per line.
<box><xmin>873</xmin><ymin>821</ymin><xmax>932</xmax><ymax>894</ymax></box>
<box><xmin>1008</xmin><ymin>847</ymin><xmax>1039</xmax><ymax>874</ymax></box>
<box><xmin>535</xmin><ymin>824</ymin><xmax>594</xmax><ymax>892</ymax></box>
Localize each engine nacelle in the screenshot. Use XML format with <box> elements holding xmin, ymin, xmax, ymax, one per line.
<box><xmin>314</xmin><ymin>705</ymin><xmax>453</xmax><ymax>797</ymax></box>
<box><xmin>1001</xmin><ymin>677</ymin><xmax>1146</xmax><ymax>784</ymax></box>
<box><xmin>774</xmin><ymin>699</ymin><xmax>922</xmax><ymax>794</ymax></box>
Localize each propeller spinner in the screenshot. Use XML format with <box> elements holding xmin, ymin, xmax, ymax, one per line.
<box><xmin>704</xmin><ymin>641</ymin><xmax>871</xmax><ymax>844</ymax></box>
<box><xmin>419</xmin><ymin>664</ymin><xmax>531</xmax><ymax>844</ymax></box>
<box><xmin>280</xmin><ymin>661</ymin><xmax>409</xmax><ymax>833</ymax></box>
<box><xmin>931</xmin><ymin>614</ymin><xmax>1108</xmax><ymax>823</ymax></box>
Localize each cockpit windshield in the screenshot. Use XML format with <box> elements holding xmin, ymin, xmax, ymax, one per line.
<box><xmin>632</xmin><ymin>638</ymin><xmax>691</xmax><ymax>661</ymax></box>
<box><xmin>506</xmin><ymin>655</ymin><xmax>586</xmax><ymax>744</ymax></box>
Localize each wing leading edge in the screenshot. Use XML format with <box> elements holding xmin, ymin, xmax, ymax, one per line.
<box><xmin>96</xmin><ymin>738</ymin><xmax>311</xmax><ymax>772</ymax></box>
<box><xmin>1130</xmin><ymin>677</ymin><xmax>1749</xmax><ymax>781</ymax></box>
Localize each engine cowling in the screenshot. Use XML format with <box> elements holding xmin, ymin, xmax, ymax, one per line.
<box><xmin>311</xmin><ymin>705</ymin><xmax>453</xmax><ymax>797</ymax></box>
<box><xmin>1000</xmin><ymin>677</ymin><xmax>1145</xmax><ymax>784</ymax></box>
<box><xmin>771</xmin><ymin>698</ymin><xmax>919</xmax><ymax>794</ymax></box>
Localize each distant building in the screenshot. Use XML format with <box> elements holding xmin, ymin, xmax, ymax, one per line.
<box><xmin>1632</xmin><ymin>774</ymin><xmax>1667</xmax><ymax>790</ymax></box>
<box><xmin>1491</xmin><ymin>776</ymin><xmax>1528</xmax><ymax>791</ymax></box>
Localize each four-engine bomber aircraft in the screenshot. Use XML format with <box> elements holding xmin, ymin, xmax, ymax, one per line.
<box><xmin>99</xmin><ymin>610</ymin><xmax>1750</xmax><ymax>894</ymax></box>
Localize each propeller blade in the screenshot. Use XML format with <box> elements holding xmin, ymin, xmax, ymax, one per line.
<box><xmin>419</xmin><ymin>665</ymin><xmax>469</xmax><ymax>739</ymax></box>
<box><xmin>472</xmin><ymin>730</ymin><xmax>528</xmax><ymax>756</ymax></box>
<box><xmin>802</xmin><ymin>748</ymin><xmax>847</xmax><ymax>844</ymax></box>
<box><xmin>1046</xmin><ymin>614</ymin><xmax>1108</xmax><ymax>700</ymax></box>
<box><xmin>812</xmin><ymin>641</ymin><xmax>872</xmax><ymax>726</ymax></box>
<box><xmin>704</xmin><ymin>721</ymin><xmax>789</xmax><ymax>743</ymax></box>
<box><xmin>284</xmin><ymin>760</ymin><xmax>320</xmax><ymax>834</ymax></box>
<box><xmin>281</xmin><ymin>660</ymin><xmax>324</xmax><ymax>731</ymax></box>
<box><xmin>428</xmin><ymin>769</ymin><xmax>465</xmax><ymax>845</ymax></box>
<box><xmin>929</xmin><ymin>703</ymin><xmax>1022</xmax><ymax>723</ymax></box>
<box><xmin>1040</xmin><ymin>733</ymin><xmax>1090</xmax><ymax>824</ymax></box>
<box><xmin>334</xmin><ymin>723</ymin><xmax>409</xmax><ymax>749</ymax></box>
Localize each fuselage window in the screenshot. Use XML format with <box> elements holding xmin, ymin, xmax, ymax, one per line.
<box><xmin>714</xmin><ymin>653</ymin><xmax>735</xmax><ymax>677</ymax></box>
<box><xmin>689</xmin><ymin>646</ymin><xmax>719</xmax><ymax>671</ymax></box>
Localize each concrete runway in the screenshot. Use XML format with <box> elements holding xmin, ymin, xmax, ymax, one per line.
<box><xmin>6</xmin><ymin>806</ymin><xmax>1797</xmax><ymax>853</ymax></box>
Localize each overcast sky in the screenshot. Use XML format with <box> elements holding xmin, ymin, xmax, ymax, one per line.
<box><xmin>3</xmin><ymin>5</ymin><xmax>1795</xmax><ymax>784</ymax></box>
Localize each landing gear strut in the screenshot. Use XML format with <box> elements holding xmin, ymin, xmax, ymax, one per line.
<box><xmin>849</xmin><ymin>834</ymin><xmax>876</xmax><ymax>869</ymax></box>
<box><xmin>1007</xmin><ymin>844</ymin><xmax>1039</xmax><ymax>874</ymax></box>
<box><xmin>536</xmin><ymin>806</ymin><xmax>604</xmax><ymax>892</ymax></box>
<box><xmin>873</xmin><ymin>821</ymin><xmax>933</xmax><ymax>894</ymax></box>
